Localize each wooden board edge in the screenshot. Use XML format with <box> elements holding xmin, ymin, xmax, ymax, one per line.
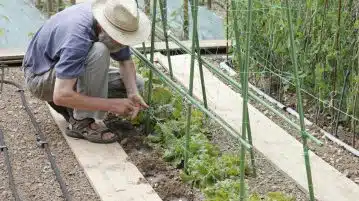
<box><xmin>46</xmin><ymin>104</ymin><xmax>163</xmax><ymax>201</ymax></box>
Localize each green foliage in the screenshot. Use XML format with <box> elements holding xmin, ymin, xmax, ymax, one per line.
<box><xmin>203</xmin><ymin>179</ymin><xmax>246</xmax><ymax>201</ymax></box>
<box><xmin>204</xmin><ymin>181</ymin><xmax>295</xmax><ymax>201</ymax></box>
<box><xmin>181</xmin><ymin>152</ymin><xmax>248</xmax><ymax>188</ymax></box>
<box><xmin>133</xmin><ymin>52</ymin><xmax>294</xmax><ymax>201</ymax></box>
<box><xmin>227</xmin><ymin>0</ymin><xmax>359</xmax><ymax>123</ymax></box>
<box><xmin>249</xmin><ymin>192</ymin><xmax>295</xmax><ymax>201</ymax></box>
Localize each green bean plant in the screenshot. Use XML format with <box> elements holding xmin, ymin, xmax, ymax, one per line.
<box><xmin>226</xmin><ymin>0</ymin><xmax>359</xmax><ymax>137</ymax></box>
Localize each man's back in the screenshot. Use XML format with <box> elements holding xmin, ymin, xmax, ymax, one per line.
<box><xmin>23</xmin><ymin>2</ymin><xmax>96</xmax><ymax>79</ymax></box>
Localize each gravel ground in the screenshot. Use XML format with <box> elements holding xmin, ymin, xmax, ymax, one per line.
<box><xmin>0</xmin><ymin>68</ymin><xmax>99</xmax><ymax>201</ymax></box>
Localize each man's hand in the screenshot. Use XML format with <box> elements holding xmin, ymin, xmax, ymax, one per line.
<box><xmin>108</xmin><ymin>98</ymin><xmax>137</xmax><ymax>117</ymax></box>
<box><xmin>128</xmin><ymin>93</ymin><xmax>149</xmax><ymax>119</ymax></box>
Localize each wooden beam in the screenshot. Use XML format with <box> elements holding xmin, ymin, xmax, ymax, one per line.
<box><xmin>0</xmin><ymin>40</ymin><xmax>230</xmax><ymax>62</ymax></box>
<box><xmin>134</xmin><ymin>40</ymin><xmax>230</xmax><ymax>54</ymax></box>
<box><xmin>0</xmin><ymin>49</ymin><xmax>25</xmax><ymax>61</ymax></box>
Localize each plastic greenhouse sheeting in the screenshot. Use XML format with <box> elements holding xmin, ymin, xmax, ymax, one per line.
<box><xmin>137</xmin><ymin>0</ymin><xmax>225</xmax><ymax>40</ymax></box>
<box><xmin>0</xmin><ymin>0</ymin><xmax>225</xmax><ymax>49</ymax></box>
<box><xmin>0</xmin><ymin>0</ymin><xmax>45</xmax><ymax>49</ymax></box>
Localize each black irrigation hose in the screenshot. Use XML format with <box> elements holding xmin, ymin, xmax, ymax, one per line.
<box><xmin>0</xmin><ymin>80</ymin><xmax>72</xmax><ymax>201</ymax></box>
<box><xmin>0</xmin><ymin>128</ymin><xmax>21</xmax><ymax>201</ymax></box>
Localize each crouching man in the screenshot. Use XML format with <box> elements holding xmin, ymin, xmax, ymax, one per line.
<box><xmin>22</xmin><ymin>0</ymin><xmax>151</xmax><ymax>143</ymax></box>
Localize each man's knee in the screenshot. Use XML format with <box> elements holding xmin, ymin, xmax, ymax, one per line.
<box><xmin>86</xmin><ymin>42</ymin><xmax>110</xmax><ymax>68</ymax></box>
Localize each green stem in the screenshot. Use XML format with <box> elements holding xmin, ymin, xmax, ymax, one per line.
<box><xmin>239</xmin><ymin>0</ymin><xmax>253</xmax><ymax>199</ymax></box>
<box><xmin>184</xmin><ymin>0</ymin><xmax>199</xmax><ymax>172</ymax></box>
<box><xmin>231</xmin><ymin>0</ymin><xmax>256</xmax><ymax>179</ymax></box>
<box><xmin>352</xmin><ymin>87</ymin><xmax>358</xmax><ymax>146</ymax></box>
<box><xmin>159</xmin><ymin>0</ymin><xmax>173</xmax><ymax>79</ymax></box>
<box><xmin>145</xmin><ymin>0</ymin><xmax>158</xmax><ymax>134</ymax></box>
<box><xmin>334</xmin><ymin>70</ymin><xmax>350</xmax><ymax>136</ymax></box>
<box><xmin>193</xmin><ymin>6</ymin><xmax>208</xmax><ymax>109</ymax></box>
<box><xmin>285</xmin><ymin>1</ymin><xmax>315</xmax><ymax>200</ymax></box>
<box><xmin>332</xmin><ymin>0</ymin><xmax>342</xmax><ymax>121</ymax></box>
<box><xmin>183</xmin><ymin>0</ymin><xmax>189</xmax><ymax>40</ymax></box>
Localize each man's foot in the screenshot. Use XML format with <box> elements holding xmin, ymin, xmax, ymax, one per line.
<box><xmin>65</xmin><ymin>117</ymin><xmax>119</xmax><ymax>144</ymax></box>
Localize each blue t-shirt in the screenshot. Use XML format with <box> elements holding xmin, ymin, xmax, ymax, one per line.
<box><xmin>23</xmin><ymin>2</ymin><xmax>131</xmax><ymax>79</ymax></box>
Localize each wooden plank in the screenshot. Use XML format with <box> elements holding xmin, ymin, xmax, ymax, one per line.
<box><xmin>47</xmin><ymin>105</ymin><xmax>163</xmax><ymax>201</ymax></box>
<box><xmin>156</xmin><ymin>53</ymin><xmax>359</xmax><ymax>201</ymax></box>
<box><xmin>133</xmin><ymin>40</ymin><xmax>230</xmax><ymax>53</ymax></box>
<box><xmin>0</xmin><ymin>60</ymin><xmax>23</xmax><ymax>65</ymax></box>
<box><xmin>0</xmin><ymin>40</ymin><xmax>229</xmax><ymax>61</ymax></box>
<box><xmin>76</xmin><ymin>0</ymin><xmax>87</xmax><ymax>3</ymax></box>
<box><xmin>0</xmin><ymin>49</ymin><xmax>25</xmax><ymax>61</ymax></box>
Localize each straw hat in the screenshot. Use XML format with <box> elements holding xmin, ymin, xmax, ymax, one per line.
<box><xmin>92</xmin><ymin>0</ymin><xmax>151</xmax><ymax>46</ymax></box>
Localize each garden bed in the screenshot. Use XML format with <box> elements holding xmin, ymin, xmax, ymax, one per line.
<box><xmin>104</xmin><ymin>58</ymin><xmax>310</xmax><ymax>201</ymax></box>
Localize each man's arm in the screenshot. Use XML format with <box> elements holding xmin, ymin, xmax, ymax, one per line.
<box><xmin>119</xmin><ymin>59</ymin><xmax>148</xmax><ymax>118</ymax></box>
<box><xmin>53</xmin><ymin>78</ymin><xmax>135</xmax><ymax>116</ymax></box>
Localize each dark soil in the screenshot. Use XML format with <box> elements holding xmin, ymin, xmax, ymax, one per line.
<box><xmin>105</xmin><ymin>119</ymin><xmax>204</xmax><ymax>201</ymax></box>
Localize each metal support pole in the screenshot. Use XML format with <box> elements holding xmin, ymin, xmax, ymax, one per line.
<box><xmin>285</xmin><ymin>1</ymin><xmax>315</xmax><ymax>200</ymax></box>
<box><xmin>145</xmin><ymin>0</ymin><xmax>158</xmax><ymax>134</ymax></box>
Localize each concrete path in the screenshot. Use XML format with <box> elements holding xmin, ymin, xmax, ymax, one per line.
<box><xmin>47</xmin><ymin>105</ymin><xmax>162</xmax><ymax>201</ymax></box>
<box><xmin>156</xmin><ymin>53</ymin><xmax>359</xmax><ymax>201</ymax></box>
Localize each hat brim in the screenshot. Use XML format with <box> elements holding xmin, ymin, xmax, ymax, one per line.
<box><xmin>92</xmin><ymin>0</ymin><xmax>151</xmax><ymax>46</ymax></box>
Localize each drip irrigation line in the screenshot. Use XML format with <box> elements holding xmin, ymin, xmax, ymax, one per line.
<box><xmin>0</xmin><ymin>128</ymin><xmax>21</xmax><ymax>201</ymax></box>
<box><xmin>0</xmin><ymin>80</ymin><xmax>72</xmax><ymax>201</ymax></box>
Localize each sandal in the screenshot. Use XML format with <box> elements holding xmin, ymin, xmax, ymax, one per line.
<box><xmin>65</xmin><ymin>117</ymin><xmax>119</xmax><ymax>144</ymax></box>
